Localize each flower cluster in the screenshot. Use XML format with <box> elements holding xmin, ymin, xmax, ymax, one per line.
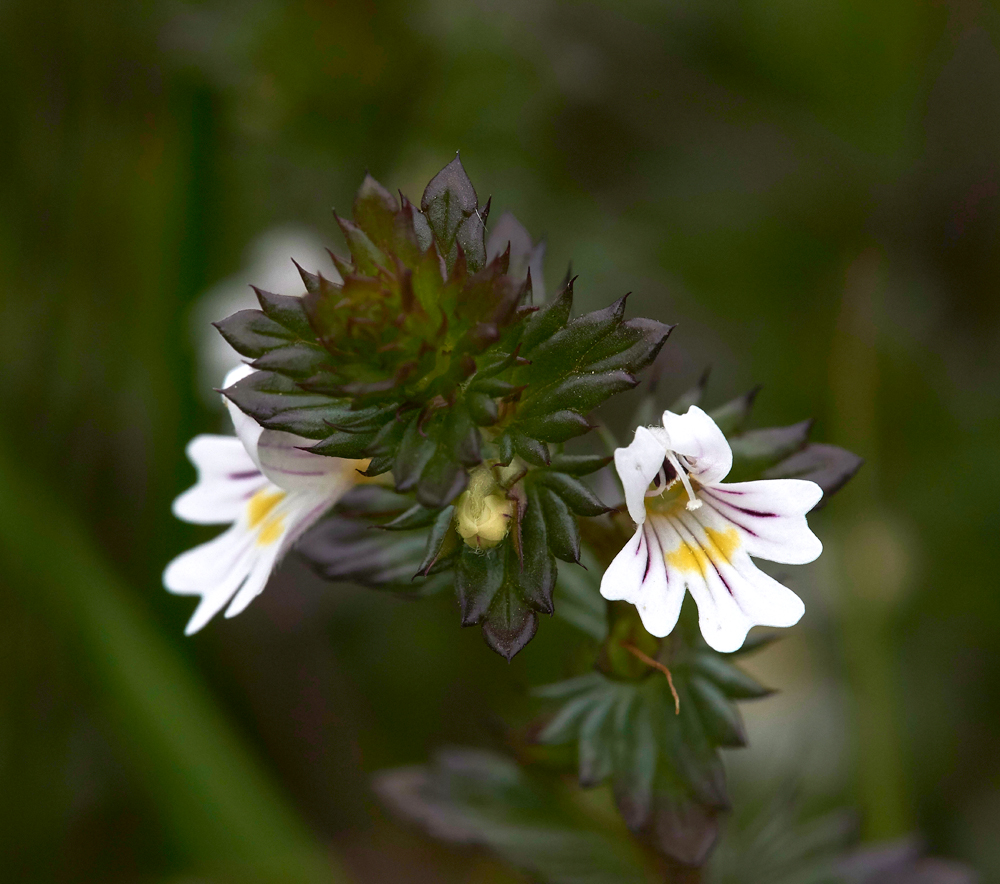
<box><xmin>164</xmin><ymin>158</ymin><xmax>862</xmax><ymax>870</ymax></box>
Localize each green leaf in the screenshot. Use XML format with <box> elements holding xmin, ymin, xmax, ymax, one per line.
<box><xmin>393</xmin><ymin>415</ymin><xmax>437</xmax><ymax>491</ymax></box>
<box><xmin>222</xmin><ymin>370</ymin><xmax>348</xmax><ymax>438</ymax></box>
<box><xmin>416</xmin><ymin>447</ymin><xmax>468</xmax><ymax>508</ymax></box>
<box><xmin>380</xmin><ymin>503</ymin><xmax>440</xmax><ymax>531</ymax></box>
<box><xmin>533</xmin><ymin>472</ymin><xmax>609</xmax><ymax>516</ymax></box>
<box><xmin>538</xmin><ymin>487</ymin><xmax>580</xmax><ymax>564</ymax></box>
<box><xmin>250</xmin><ymin>343</ymin><xmax>333</xmax><ymax>380</ymax></box>
<box><xmin>520</xmin><ymin>371</ymin><xmax>638</xmax><ymax>421</ymax></box>
<box><xmin>728</xmin><ymin>420</ymin><xmax>813</xmax><ymax>479</ymax></box>
<box><xmin>534</xmin><ymin>634</ymin><xmax>761</xmax><ymax>867</ymax></box>
<box><xmin>416</xmin><ymin>505</ymin><xmax>458</xmax><ymax>576</ymax></box>
<box><xmin>708</xmin><ymin>387</ymin><xmax>760</xmax><ymax>435</ymax></box>
<box><xmin>689</xmin><ymin>675</ymin><xmax>747</xmax><ymax>748</ymax></box>
<box><xmin>521</xmin><ymin>487</ymin><xmax>557</xmax><ymax>614</ymax></box>
<box><xmin>513</xmin><ymin>433</ymin><xmax>550</xmax><ymax>466</ymax></box>
<box><xmin>764</xmin><ymin>443</ymin><xmax>864</xmax><ymax>503</ymax></box>
<box><xmin>334</xmin><ymin>213</ymin><xmax>387</xmax><ymax>275</ymax></box>
<box><xmin>482</xmin><ymin>576</ymin><xmax>538</xmax><ymax>661</ymax></box>
<box><xmin>546</xmin><ymin>453</ymin><xmax>612</xmax><ymax>476</ymax></box>
<box><xmin>253</xmin><ymin>286</ymin><xmax>316</xmax><ymax>339</ymax></box>
<box><xmin>689</xmin><ymin>652</ymin><xmax>773</xmax><ymax>699</ymax></box>
<box><xmin>352</xmin><ymin>173</ymin><xmax>399</xmax><ymax>253</ymax></box>
<box><xmin>376</xmin><ymin>749</ymin><xmax>659</xmax><ymax>884</ymax></box>
<box><xmin>420</xmin><ymin>155</ymin><xmax>485</xmax><ymax>272</ymax></box>
<box><xmin>520</xmin><ymin>410</ymin><xmax>594</xmax><ymax>443</ymax></box>
<box><xmin>456</xmin><ymin>545</ymin><xmax>505</xmax><ymax>624</ymax></box>
<box><xmin>581</xmin><ymin>318</ymin><xmax>674</xmax><ymax>375</ymax></box>
<box><xmin>669</xmin><ymin>369</ymin><xmax>710</xmax><ymax>412</ymax></box>
<box><xmin>519</xmin><ymin>279</ymin><xmax>573</xmax><ymax>353</ymax></box>
<box><xmin>214</xmin><ymin>309</ymin><xmax>297</xmax><ymax>358</ymax></box>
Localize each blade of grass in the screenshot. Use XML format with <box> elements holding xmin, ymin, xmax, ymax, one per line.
<box><xmin>0</xmin><ymin>441</ymin><xmax>353</xmax><ymax>884</ymax></box>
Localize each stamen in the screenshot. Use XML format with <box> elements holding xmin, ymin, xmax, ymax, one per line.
<box><xmin>664</xmin><ymin>449</ymin><xmax>701</xmax><ymax>511</ymax></box>
<box><xmin>645</xmin><ymin>467</ymin><xmax>669</xmax><ymax>498</ymax></box>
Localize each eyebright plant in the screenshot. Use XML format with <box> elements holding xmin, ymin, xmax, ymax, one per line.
<box><xmin>203</xmin><ymin>155</ymin><xmax>672</xmax><ymax>659</ymax></box>
<box><xmin>166</xmin><ymin>157</ymin><xmax>864</xmax><ymax>873</ymax></box>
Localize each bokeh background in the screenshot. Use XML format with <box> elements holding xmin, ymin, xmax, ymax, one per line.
<box><xmin>3</xmin><ymin>0</ymin><xmax>1000</xmax><ymax>880</ymax></box>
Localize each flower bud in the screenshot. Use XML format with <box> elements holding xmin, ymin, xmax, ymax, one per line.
<box><xmin>455</xmin><ymin>466</ymin><xmax>514</xmax><ymax>549</ymax></box>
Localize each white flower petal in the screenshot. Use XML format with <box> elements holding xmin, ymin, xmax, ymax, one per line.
<box><xmin>699</xmin><ymin>479</ymin><xmax>823</xmax><ymax>564</ymax></box>
<box><xmin>614</xmin><ymin>425</ymin><xmax>668</xmax><ymax>524</ymax></box>
<box><xmin>652</xmin><ymin>510</ymin><xmax>804</xmax><ymax>652</ymax></box>
<box><xmin>600</xmin><ymin>523</ymin><xmax>686</xmax><ymax>638</ymax></box>
<box><xmin>222</xmin><ymin>491</ymin><xmax>333</xmax><ymax>617</ymax></box>
<box><xmin>173</xmin><ymin>435</ymin><xmax>266</xmax><ymax>525</ymax></box>
<box><xmin>163</xmin><ymin>524</ymin><xmax>260</xmax><ymax>634</ymax></box>
<box><xmin>222</xmin><ymin>363</ymin><xmax>264</xmax><ymax>468</ymax></box>
<box><xmin>661</xmin><ymin>405</ymin><xmax>732</xmax><ymax>484</ymax></box>
<box><xmin>224</xmin><ymin>538</ymin><xmax>284</xmax><ymax>619</ymax></box>
<box><xmin>647</xmin><ymin>514</ymin><xmax>753</xmax><ymax>651</ymax></box>
<box><xmin>257</xmin><ymin>429</ymin><xmax>358</xmax><ymax>492</ymax></box>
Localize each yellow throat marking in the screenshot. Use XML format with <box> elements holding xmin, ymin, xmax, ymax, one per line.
<box><xmin>247</xmin><ymin>489</ymin><xmax>287</xmax><ymax>547</ymax></box>
<box><xmin>666</xmin><ymin>526</ymin><xmax>740</xmax><ymax>576</ymax></box>
<box><xmin>247</xmin><ymin>489</ymin><xmax>285</xmax><ymax>527</ymax></box>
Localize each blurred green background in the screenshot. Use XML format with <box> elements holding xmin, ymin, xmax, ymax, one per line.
<box><xmin>2</xmin><ymin>0</ymin><xmax>999</xmax><ymax>880</ymax></box>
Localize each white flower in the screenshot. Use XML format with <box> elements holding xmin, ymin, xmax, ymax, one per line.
<box><xmin>164</xmin><ymin>365</ymin><xmax>365</xmax><ymax>635</ymax></box>
<box><xmin>600</xmin><ymin>406</ymin><xmax>823</xmax><ymax>652</ymax></box>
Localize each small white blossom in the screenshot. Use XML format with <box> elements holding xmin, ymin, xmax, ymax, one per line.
<box><xmin>164</xmin><ymin>365</ymin><xmax>365</xmax><ymax>634</ymax></box>
<box><xmin>600</xmin><ymin>406</ymin><xmax>823</xmax><ymax>652</ymax></box>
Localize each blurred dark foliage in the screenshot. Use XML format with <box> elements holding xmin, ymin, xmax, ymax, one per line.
<box><xmin>2</xmin><ymin>0</ymin><xmax>999</xmax><ymax>881</ymax></box>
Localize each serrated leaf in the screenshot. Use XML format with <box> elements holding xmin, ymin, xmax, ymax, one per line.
<box><xmin>670</xmin><ymin>370</ymin><xmax>710</xmax><ymax>413</ymax></box>
<box><xmin>416</xmin><ymin>447</ymin><xmax>468</xmax><ymax>508</ymax></box>
<box><xmin>335</xmin><ymin>213</ymin><xmax>387</xmax><ymax>275</ymax></box>
<box><xmin>394</xmin><ymin>416</ymin><xmax>437</xmax><ymax>491</ymax></box>
<box><xmin>520</xmin><ymin>410</ymin><xmax>594</xmax><ymax>443</ymax></box>
<box><xmin>519</xmin><ymin>279</ymin><xmax>573</xmax><ymax>354</ymax></box>
<box><xmin>708</xmin><ymin>387</ymin><xmax>760</xmax><ymax>435</ymax></box>
<box><xmin>214</xmin><ymin>309</ymin><xmax>296</xmax><ymax>358</ymax></box>
<box><xmin>764</xmin><ymin>443</ymin><xmax>863</xmax><ymax>503</ymax></box>
<box><xmin>689</xmin><ymin>675</ymin><xmax>747</xmax><ymax>748</ymax></box>
<box><xmin>251</xmin><ymin>341</ymin><xmax>331</xmax><ymax>379</ymax></box>
<box><xmin>534</xmin><ymin>656</ymin><xmax>750</xmax><ymax>866</ymax></box>
<box><xmin>306</xmin><ymin>428</ymin><xmax>377</xmax><ymax>458</ymax></box>
<box><xmin>375</xmin><ymin>749</ymin><xmax>659</xmax><ymax>884</ymax></box>
<box><xmin>483</xmin><ymin>581</ymin><xmax>538</xmax><ymax>661</ymax></box>
<box><xmin>533</xmin><ymin>472</ymin><xmax>609</xmax><ymax>516</ymax></box>
<box><xmin>222</xmin><ymin>370</ymin><xmax>339</xmax><ymax>434</ymax></box>
<box><xmin>253</xmin><ymin>287</ymin><xmax>316</xmax><ymax>338</ymax></box>
<box><xmin>513</xmin><ymin>433</ymin><xmax>550</xmax><ymax>466</ymax></box>
<box><xmin>546</xmin><ymin>453</ymin><xmax>612</xmax><ymax>477</ymax></box>
<box><xmin>581</xmin><ymin>318</ymin><xmax>673</xmax><ymax>375</ymax></box>
<box><xmin>353</xmin><ymin>173</ymin><xmax>399</xmax><ymax>252</ymax></box>
<box><xmin>420</xmin><ymin>155</ymin><xmax>485</xmax><ymax>271</ymax></box>
<box><xmin>416</xmin><ymin>505</ymin><xmax>458</xmax><ymax>576</ymax></box>
<box><xmin>689</xmin><ymin>652</ymin><xmax>773</xmax><ymax>699</ymax></box>
<box><xmin>521</xmin><ymin>488</ymin><xmax>556</xmax><ymax>614</ymax></box>
<box><xmin>456</xmin><ymin>545</ymin><xmax>504</xmax><ymax>625</ymax></box>
<box><xmin>538</xmin><ymin>487</ymin><xmax>580</xmax><ymax>564</ymax></box>
<box><xmin>527</xmin><ymin>296</ymin><xmax>627</xmax><ymax>372</ymax></box>
<box><xmin>297</xmin><ymin>489</ymin><xmax>450</xmax><ymax>594</ymax></box>
<box><xmin>520</xmin><ymin>371</ymin><xmax>638</xmax><ymax>420</ymax></box>
<box><xmin>381</xmin><ymin>503</ymin><xmax>440</xmax><ymax>531</ymax></box>
<box><xmin>728</xmin><ymin>420</ymin><xmax>813</xmax><ymax>478</ymax></box>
